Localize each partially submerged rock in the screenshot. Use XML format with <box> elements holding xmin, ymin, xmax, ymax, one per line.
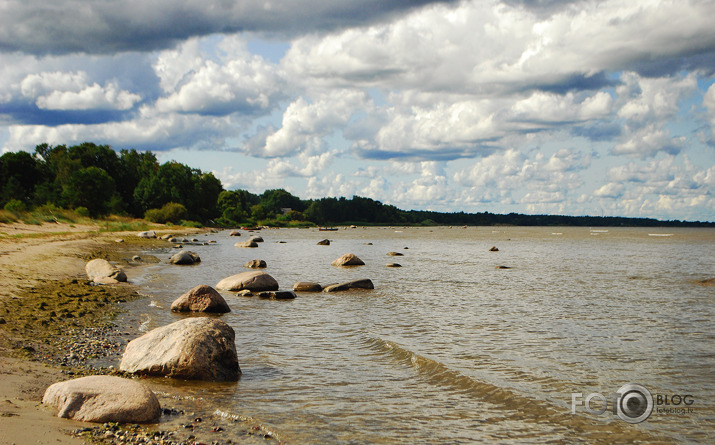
<box><xmin>386</xmin><ymin>252</ymin><xmax>404</xmax><ymax>256</ymax></box>
<box><xmin>244</xmin><ymin>259</ymin><xmax>267</xmax><ymax>268</ymax></box>
<box><xmin>85</xmin><ymin>258</ymin><xmax>127</xmax><ymax>283</ymax></box>
<box><xmin>323</xmin><ymin>279</ymin><xmax>374</xmax><ymax>292</ymax></box>
<box><xmin>170</xmin><ymin>285</ymin><xmax>230</xmax><ymax>313</ymax></box>
<box><xmin>258</xmin><ymin>290</ymin><xmax>297</xmax><ymax>300</ymax></box>
<box><xmin>489</xmin><ymin>246</ymin><xmax>499</xmax><ymax>252</ymax></box>
<box><xmin>43</xmin><ymin>375</ymin><xmax>161</xmax><ymax>423</ymax></box>
<box><xmin>169</xmin><ymin>250</ymin><xmax>201</xmax><ymax>265</ymax></box>
<box><xmin>216</xmin><ymin>271</ymin><xmax>279</xmax><ymax>292</ymax></box>
<box><xmin>293</xmin><ymin>281</ymin><xmax>323</xmax><ymax>292</ymax></box>
<box><xmin>249</xmin><ymin>236</ymin><xmax>264</xmax><ymax>243</ymax></box>
<box><xmin>317</xmin><ymin>239</ymin><xmax>330</xmax><ymax>246</ymax></box>
<box><xmin>229</xmin><ymin>230</ymin><xmax>241</xmax><ymax>236</ymax></box>
<box><xmin>235</xmin><ymin>240</ymin><xmax>258</xmax><ymax>248</ymax></box>
<box><xmin>120</xmin><ymin>318</ymin><xmax>240</xmax><ymax>381</ymax></box>
<box><xmin>331</xmin><ymin>253</ymin><xmax>365</xmax><ymax>266</ymax></box>
<box><xmin>386</xmin><ymin>263</ymin><xmax>402</xmax><ymax>268</ymax></box>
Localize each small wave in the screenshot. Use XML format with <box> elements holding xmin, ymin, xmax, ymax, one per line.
<box><xmin>648</xmin><ymin>233</ymin><xmax>673</xmax><ymax>237</ymax></box>
<box><xmin>360</xmin><ymin>336</ymin><xmax>661</xmax><ymax>443</ymax></box>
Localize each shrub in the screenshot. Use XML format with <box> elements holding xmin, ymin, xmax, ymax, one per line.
<box><xmin>3</xmin><ymin>199</ymin><xmax>27</xmax><ymax>213</ymax></box>
<box><xmin>144</xmin><ymin>202</ymin><xmax>187</xmax><ymax>224</ymax></box>
<box><xmin>74</xmin><ymin>206</ymin><xmax>90</xmax><ymax>218</ymax></box>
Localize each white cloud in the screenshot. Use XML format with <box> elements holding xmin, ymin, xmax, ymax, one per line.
<box><xmin>19</xmin><ymin>71</ymin><xmax>141</xmax><ymax>110</ymax></box>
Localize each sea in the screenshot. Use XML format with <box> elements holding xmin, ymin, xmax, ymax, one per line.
<box><xmin>118</xmin><ymin>226</ymin><xmax>714</xmax><ymax>444</ymax></box>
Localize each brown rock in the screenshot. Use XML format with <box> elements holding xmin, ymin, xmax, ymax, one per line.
<box><xmin>331</xmin><ymin>253</ymin><xmax>365</xmax><ymax>266</ymax></box>
<box><xmin>120</xmin><ymin>318</ymin><xmax>240</xmax><ymax>381</ymax></box>
<box><xmin>317</xmin><ymin>239</ymin><xmax>330</xmax><ymax>246</ymax></box>
<box><xmin>323</xmin><ymin>279</ymin><xmax>374</xmax><ymax>292</ymax></box>
<box><xmin>293</xmin><ymin>282</ymin><xmax>323</xmax><ymax>292</ymax></box>
<box><xmin>43</xmin><ymin>375</ymin><xmax>161</xmax><ymax>423</ymax></box>
<box><xmin>244</xmin><ymin>259</ymin><xmax>267</xmax><ymax>268</ymax></box>
<box><xmin>489</xmin><ymin>246</ymin><xmax>499</xmax><ymax>252</ymax></box>
<box><xmin>170</xmin><ymin>285</ymin><xmax>230</xmax><ymax>313</ymax></box>
<box><xmin>235</xmin><ymin>241</ymin><xmax>258</xmax><ymax>248</ymax></box>
<box><xmin>258</xmin><ymin>291</ymin><xmax>297</xmax><ymax>300</ymax></box>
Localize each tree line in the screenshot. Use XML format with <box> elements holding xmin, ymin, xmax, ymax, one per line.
<box><xmin>0</xmin><ymin>143</ymin><xmax>711</xmax><ymax>227</ymax></box>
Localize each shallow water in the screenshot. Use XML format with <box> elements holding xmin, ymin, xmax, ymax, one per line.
<box><xmin>122</xmin><ymin>226</ymin><xmax>714</xmax><ymax>443</ymax></box>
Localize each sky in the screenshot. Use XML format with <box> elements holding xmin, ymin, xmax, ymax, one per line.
<box><xmin>0</xmin><ymin>0</ymin><xmax>714</xmax><ymax>221</ymax></box>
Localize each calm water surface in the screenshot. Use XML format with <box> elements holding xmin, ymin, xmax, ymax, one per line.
<box><xmin>121</xmin><ymin>226</ymin><xmax>714</xmax><ymax>443</ymax></box>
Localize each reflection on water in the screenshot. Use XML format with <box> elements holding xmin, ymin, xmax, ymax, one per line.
<box><xmin>121</xmin><ymin>227</ymin><xmax>715</xmax><ymax>443</ymax></box>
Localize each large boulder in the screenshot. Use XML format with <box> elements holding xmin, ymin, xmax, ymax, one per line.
<box><xmin>137</xmin><ymin>230</ymin><xmax>157</xmax><ymax>239</ymax></box>
<box><xmin>244</xmin><ymin>259</ymin><xmax>267</xmax><ymax>268</ymax></box>
<box><xmin>120</xmin><ymin>318</ymin><xmax>240</xmax><ymax>381</ymax></box>
<box><xmin>170</xmin><ymin>250</ymin><xmax>201</xmax><ymax>265</ymax></box>
<box><xmin>331</xmin><ymin>253</ymin><xmax>365</xmax><ymax>266</ymax></box>
<box><xmin>42</xmin><ymin>375</ymin><xmax>161</xmax><ymax>423</ymax></box>
<box><xmin>235</xmin><ymin>240</ymin><xmax>258</xmax><ymax>248</ymax></box>
<box><xmin>293</xmin><ymin>281</ymin><xmax>323</xmax><ymax>292</ymax></box>
<box><xmin>323</xmin><ymin>279</ymin><xmax>374</xmax><ymax>292</ymax></box>
<box><xmin>170</xmin><ymin>285</ymin><xmax>230</xmax><ymax>313</ymax></box>
<box><xmin>216</xmin><ymin>271</ymin><xmax>279</xmax><ymax>292</ymax></box>
<box><xmin>85</xmin><ymin>259</ymin><xmax>127</xmax><ymax>283</ymax></box>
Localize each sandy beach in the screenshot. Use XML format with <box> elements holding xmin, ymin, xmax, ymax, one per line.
<box><xmin>0</xmin><ymin>222</ymin><xmax>168</xmax><ymax>444</ymax></box>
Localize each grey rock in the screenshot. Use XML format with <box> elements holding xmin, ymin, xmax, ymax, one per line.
<box><xmin>323</xmin><ymin>279</ymin><xmax>374</xmax><ymax>292</ymax></box>
<box><xmin>235</xmin><ymin>240</ymin><xmax>258</xmax><ymax>248</ymax></box>
<box><xmin>292</xmin><ymin>282</ymin><xmax>323</xmax><ymax>292</ymax></box>
<box><xmin>85</xmin><ymin>259</ymin><xmax>127</xmax><ymax>282</ymax></box>
<box><xmin>216</xmin><ymin>271</ymin><xmax>279</xmax><ymax>292</ymax></box>
<box><xmin>137</xmin><ymin>231</ymin><xmax>156</xmax><ymax>239</ymax></box>
<box><xmin>170</xmin><ymin>250</ymin><xmax>201</xmax><ymax>265</ymax></box>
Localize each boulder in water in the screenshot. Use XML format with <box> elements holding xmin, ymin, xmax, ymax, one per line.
<box><xmin>331</xmin><ymin>253</ymin><xmax>365</xmax><ymax>266</ymax></box>
<box><xmin>216</xmin><ymin>271</ymin><xmax>279</xmax><ymax>292</ymax></box>
<box><xmin>323</xmin><ymin>279</ymin><xmax>374</xmax><ymax>292</ymax></box>
<box><xmin>170</xmin><ymin>284</ymin><xmax>230</xmax><ymax>313</ymax></box>
<box><xmin>293</xmin><ymin>282</ymin><xmax>323</xmax><ymax>292</ymax></box>
<box><xmin>120</xmin><ymin>318</ymin><xmax>240</xmax><ymax>381</ymax></box>
<box><xmin>169</xmin><ymin>250</ymin><xmax>201</xmax><ymax>265</ymax></box>
<box><xmin>244</xmin><ymin>259</ymin><xmax>267</xmax><ymax>268</ymax></box>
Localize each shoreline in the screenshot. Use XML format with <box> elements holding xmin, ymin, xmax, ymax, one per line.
<box><xmin>0</xmin><ymin>222</ymin><xmax>264</xmax><ymax>444</ymax></box>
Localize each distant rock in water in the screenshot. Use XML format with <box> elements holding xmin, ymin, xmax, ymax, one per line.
<box><xmin>258</xmin><ymin>290</ymin><xmax>297</xmax><ymax>300</ymax></box>
<box><xmin>229</xmin><ymin>230</ymin><xmax>241</xmax><ymax>236</ymax></box>
<box><xmin>85</xmin><ymin>258</ymin><xmax>127</xmax><ymax>283</ymax></box>
<box><xmin>293</xmin><ymin>282</ymin><xmax>323</xmax><ymax>292</ymax></box>
<box><xmin>249</xmin><ymin>236</ymin><xmax>264</xmax><ymax>243</ymax></box>
<box><xmin>331</xmin><ymin>253</ymin><xmax>365</xmax><ymax>266</ymax></box>
<box><xmin>317</xmin><ymin>239</ymin><xmax>331</xmax><ymax>246</ymax></box>
<box><xmin>235</xmin><ymin>240</ymin><xmax>258</xmax><ymax>248</ymax></box>
<box><xmin>170</xmin><ymin>250</ymin><xmax>201</xmax><ymax>265</ymax></box>
<box><xmin>120</xmin><ymin>318</ymin><xmax>240</xmax><ymax>381</ymax></box>
<box><xmin>43</xmin><ymin>375</ymin><xmax>161</xmax><ymax>423</ymax></box>
<box><xmin>216</xmin><ymin>271</ymin><xmax>279</xmax><ymax>292</ymax></box>
<box><xmin>489</xmin><ymin>246</ymin><xmax>499</xmax><ymax>252</ymax></box>
<box><xmin>496</xmin><ymin>265</ymin><xmax>511</xmax><ymax>269</ymax></box>
<box><xmin>386</xmin><ymin>251</ymin><xmax>404</xmax><ymax>256</ymax></box>
<box><xmin>171</xmin><ymin>284</ymin><xmax>230</xmax><ymax>313</ymax></box>
<box><xmin>699</xmin><ymin>278</ymin><xmax>715</xmax><ymax>285</ymax></box>
<box><xmin>386</xmin><ymin>263</ymin><xmax>402</xmax><ymax>268</ymax></box>
<box><xmin>323</xmin><ymin>279</ymin><xmax>374</xmax><ymax>292</ymax></box>
<box><xmin>244</xmin><ymin>259</ymin><xmax>267</xmax><ymax>268</ymax></box>
<box><xmin>137</xmin><ymin>231</ymin><xmax>156</xmax><ymax>239</ymax></box>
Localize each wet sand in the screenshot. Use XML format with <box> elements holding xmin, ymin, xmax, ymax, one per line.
<box><xmin>0</xmin><ymin>222</ymin><xmax>171</xmax><ymax>444</ymax></box>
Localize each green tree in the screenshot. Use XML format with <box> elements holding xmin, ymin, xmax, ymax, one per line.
<box><xmin>61</xmin><ymin>166</ymin><xmax>116</xmax><ymax>216</ymax></box>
